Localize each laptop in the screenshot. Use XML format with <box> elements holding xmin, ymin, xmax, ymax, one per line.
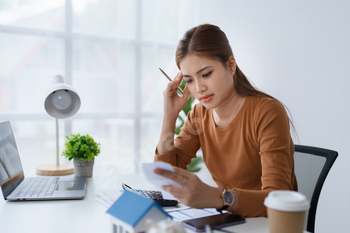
<box><xmin>0</xmin><ymin>121</ymin><xmax>87</xmax><ymax>201</ymax></box>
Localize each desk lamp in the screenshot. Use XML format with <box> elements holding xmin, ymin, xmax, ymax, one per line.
<box><xmin>36</xmin><ymin>75</ymin><xmax>81</xmax><ymax>176</ymax></box>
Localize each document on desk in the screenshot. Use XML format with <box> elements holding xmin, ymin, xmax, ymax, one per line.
<box><xmin>95</xmin><ymin>189</ymin><xmax>123</xmax><ymax>208</ymax></box>
<box><xmin>95</xmin><ymin>189</ymin><xmax>219</xmax><ymax>222</ymax></box>
<box><xmin>95</xmin><ymin>162</ymin><xmax>219</xmax><ymax>221</ymax></box>
<box><xmin>168</xmin><ymin>208</ymin><xmax>220</xmax><ymax>222</ymax></box>
<box><xmin>95</xmin><ymin>189</ymin><xmax>189</xmax><ymax>211</ymax></box>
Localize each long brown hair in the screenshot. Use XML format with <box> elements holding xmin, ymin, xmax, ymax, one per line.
<box><xmin>175</xmin><ymin>24</ymin><xmax>296</xmax><ymax>134</ymax></box>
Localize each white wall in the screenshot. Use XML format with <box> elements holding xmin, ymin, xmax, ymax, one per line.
<box><xmin>192</xmin><ymin>1</ymin><xmax>350</xmax><ymax>232</ymax></box>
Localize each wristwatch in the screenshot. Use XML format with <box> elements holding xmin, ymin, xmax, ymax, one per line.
<box><xmin>216</xmin><ymin>188</ymin><xmax>234</xmax><ymax>213</ymax></box>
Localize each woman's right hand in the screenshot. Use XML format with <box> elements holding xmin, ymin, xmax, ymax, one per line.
<box><xmin>163</xmin><ymin>71</ymin><xmax>190</xmax><ymax>119</ymax></box>
<box><xmin>157</xmin><ymin>72</ymin><xmax>190</xmax><ymax>155</ymax></box>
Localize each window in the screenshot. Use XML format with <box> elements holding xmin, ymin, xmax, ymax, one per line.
<box><xmin>0</xmin><ymin>0</ymin><xmax>195</xmax><ymax>173</ymax></box>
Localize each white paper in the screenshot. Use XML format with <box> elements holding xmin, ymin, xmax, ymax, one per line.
<box><xmin>168</xmin><ymin>208</ymin><xmax>219</xmax><ymax>222</ymax></box>
<box><xmin>96</xmin><ymin>189</ymin><xmax>122</xmax><ymax>202</ymax></box>
<box><xmin>141</xmin><ymin>161</ymin><xmax>181</xmax><ymax>199</ymax></box>
<box><xmin>95</xmin><ymin>197</ymin><xmax>112</xmax><ymax>208</ymax></box>
<box><xmin>163</xmin><ymin>202</ymin><xmax>191</xmax><ymax>212</ymax></box>
<box><xmin>141</xmin><ymin>161</ymin><xmax>181</xmax><ymax>189</ymax></box>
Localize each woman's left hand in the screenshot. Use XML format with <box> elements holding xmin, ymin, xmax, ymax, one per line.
<box><xmin>153</xmin><ymin>166</ymin><xmax>222</xmax><ymax>209</ymax></box>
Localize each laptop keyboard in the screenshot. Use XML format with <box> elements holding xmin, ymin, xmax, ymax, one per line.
<box><xmin>14</xmin><ymin>177</ymin><xmax>59</xmax><ymax>198</ymax></box>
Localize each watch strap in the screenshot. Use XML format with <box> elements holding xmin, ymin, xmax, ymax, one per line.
<box><xmin>216</xmin><ymin>188</ymin><xmax>232</xmax><ymax>213</ymax></box>
<box><xmin>216</xmin><ymin>204</ymin><xmax>229</xmax><ymax>213</ymax></box>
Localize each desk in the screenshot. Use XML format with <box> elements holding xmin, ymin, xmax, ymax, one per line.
<box><xmin>0</xmin><ymin>163</ymin><xmax>269</xmax><ymax>233</ymax></box>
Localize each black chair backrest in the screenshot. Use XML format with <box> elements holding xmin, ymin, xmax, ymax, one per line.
<box><xmin>294</xmin><ymin>145</ymin><xmax>337</xmax><ymax>233</ymax></box>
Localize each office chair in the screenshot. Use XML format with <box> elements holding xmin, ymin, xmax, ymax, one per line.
<box><xmin>293</xmin><ymin>145</ymin><xmax>338</xmax><ymax>233</ymax></box>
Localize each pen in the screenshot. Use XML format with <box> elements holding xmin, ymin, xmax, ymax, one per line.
<box><xmin>159</xmin><ymin>68</ymin><xmax>184</xmax><ymax>95</ymax></box>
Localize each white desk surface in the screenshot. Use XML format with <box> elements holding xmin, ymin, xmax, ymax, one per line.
<box><xmin>0</xmin><ymin>163</ymin><xmax>270</xmax><ymax>233</ymax></box>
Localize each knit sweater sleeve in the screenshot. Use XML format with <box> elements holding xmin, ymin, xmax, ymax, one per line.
<box><xmin>154</xmin><ymin>106</ymin><xmax>201</xmax><ymax>169</ymax></box>
<box><xmin>235</xmin><ymin>99</ymin><xmax>295</xmax><ymax>217</ymax></box>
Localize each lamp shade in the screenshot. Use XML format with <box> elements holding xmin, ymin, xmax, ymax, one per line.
<box><xmin>44</xmin><ymin>75</ymin><xmax>81</xmax><ymax>119</ymax></box>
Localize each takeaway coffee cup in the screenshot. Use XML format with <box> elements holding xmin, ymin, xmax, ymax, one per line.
<box><xmin>264</xmin><ymin>191</ymin><xmax>310</xmax><ymax>233</ymax></box>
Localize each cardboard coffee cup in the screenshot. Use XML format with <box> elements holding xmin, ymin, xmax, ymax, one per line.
<box><xmin>264</xmin><ymin>191</ymin><xmax>310</xmax><ymax>233</ymax></box>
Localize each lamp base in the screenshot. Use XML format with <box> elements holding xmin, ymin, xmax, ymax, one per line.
<box><xmin>36</xmin><ymin>164</ymin><xmax>74</xmax><ymax>176</ymax></box>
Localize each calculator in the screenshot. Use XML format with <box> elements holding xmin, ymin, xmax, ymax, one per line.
<box><xmin>121</xmin><ymin>183</ymin><xmax>178</xmax><ymax>207</ymax></box>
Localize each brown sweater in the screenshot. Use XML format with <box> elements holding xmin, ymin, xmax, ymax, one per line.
<box><xmin>155</xmin><ymin>96</ymin><xmax>297</xmax><ymax>217</ymax></box>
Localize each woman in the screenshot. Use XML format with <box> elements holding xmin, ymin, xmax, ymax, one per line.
<box><xmin>154</xmin><ymin>24</ymin><xmax>297</xmax><ymax>217</ymax></box>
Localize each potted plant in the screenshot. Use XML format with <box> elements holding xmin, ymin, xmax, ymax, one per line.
<box><xmin>176</xmin><ymin>80</ymin><xmax>203</xmax><ymax>173</ymax></box>
<box><xmin>62</xmin><ymin>133</ymin><xmax>101</xmax><ymax>178</ymax></box>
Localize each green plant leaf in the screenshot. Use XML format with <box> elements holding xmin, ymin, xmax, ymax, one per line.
<box><xmin>187</xmin><ymin>157</ymin><xmax>203</xmax><ymax>168</ymax></box>
<box><xmin>187</xmin><ymin>157</ymin><xmax>203</xmax><ymax>173</ymax></box>
<box><xmin>179</xmin><ymin>79</ymin><xmax>186</xmax><ymax>90</ymax></box>
<box><xmin>187</xmin><ymin>167</ymin><xmax>201</xmax><ymax>173</ymax></box>
<box><xmin>61</xmin><ymin>133</ymin><xmax>100</xmax><ymax>161</ymax></box>
<box><xmin>183</xmin><ymin>98</ymin><xmax>192</xmax><ymax>115</ymax></box>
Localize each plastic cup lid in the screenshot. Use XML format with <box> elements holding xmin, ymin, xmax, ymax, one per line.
<box><xmin>264</xmin><ymin>190</ymin><xmax>310</xmax><ymax>212</ymax></box>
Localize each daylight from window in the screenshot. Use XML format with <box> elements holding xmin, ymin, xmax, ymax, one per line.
<box><xmin>0</xmin><ymin>0</ymin><xmax>196</xmax><ymax>175</ymax></box>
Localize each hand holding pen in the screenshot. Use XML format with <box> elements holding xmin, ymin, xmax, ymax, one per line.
<box><xmin>159</xmin><ymin>68</ymin><xmax>184</xmax><ymax>95</ymax></box>
<box><xmin>159</xmin><ymin>68</ymin><xmax>190</xmax><ymax>119</ymax></box>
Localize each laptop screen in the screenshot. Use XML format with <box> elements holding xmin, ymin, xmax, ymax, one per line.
<box><xmin>0</xmin><ymin>121</ymin><xmax>24</xmax><ymax>199</ymax></box>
